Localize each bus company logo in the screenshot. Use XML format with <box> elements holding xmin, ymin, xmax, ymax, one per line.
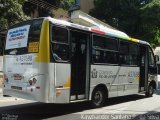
<box><xmin>91</xmin><ymin>69</ymin><xmax>98</xmax><ymax>78</ymax></box>
<box><xmin>128</xmin><ymin>71</ymin><xmax>139</xmax><ymax>80</ymax></box>
<box><xmin>128</xmin><ymin>71</ymin><xmax>139</xmax><ymax>77</ymax></box>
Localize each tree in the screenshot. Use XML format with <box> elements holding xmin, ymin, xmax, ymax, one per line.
<box><xmin>58</xmin><ymin>0</ymin><xmax>74</xmax><ymax>10</ymax></box>
<box><xmin>90</xmin><ymin>0</ymin><xmax>160</xmax><ymax>47</ymax></box>
<box><xmin>140</xmin><ymin>0</ymin><xmax>160</xmax><ymax>47</ymax></box>
<box><xmin>23</xmin><ymin>0</ymin><xmax>74</xmax><ymax>17</ymax></box>
<box><xmin>0</xmin><ymin>0</ymin><xmax>29</xmax><ymax>31</ymax></box>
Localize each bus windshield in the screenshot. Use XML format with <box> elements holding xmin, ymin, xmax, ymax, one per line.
<box><xmin>5</xmin><ymin>19</ymin><xmax>43</xmax><ymax>55</ymax></box>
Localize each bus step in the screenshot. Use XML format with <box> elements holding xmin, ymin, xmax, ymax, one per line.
<box><xmin>138</xmin><ymin>91</ymin><xmax>146</xmax><ymax>94</ymax></box>
<box><xmin>70</xmin><ymin>94</ymin><xmax>85</xmax><ymax>100</ymax></box>
<box><xmin>70</xmin><ymin>99</ymin><xmax>88</xmax><ymax>103</ymax></box>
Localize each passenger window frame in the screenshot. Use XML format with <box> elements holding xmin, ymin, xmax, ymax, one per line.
<box><xmin>119</xmin><ymin>40</ymin><xmax>139</xmax><ymax>66</ymax></box>
<box><xmin>92</xmin><ymin>34</ymin><xmax>119</xmax><ymax>65</ymax></box>
<box><xmin>50</xmin><ymin>24</ymin><xmax>70</xmax><ymax>63</ymax></box>
<box><xmin>148</xmin><ymin>47</ymin><xmax>156</xmax><ymax>67</ymax></box>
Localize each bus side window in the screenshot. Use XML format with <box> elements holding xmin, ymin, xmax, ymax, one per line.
<box><xmin>51</xmin><ymin>26</ymin><xmax>69</xmax><ymax>62</ymax></box>
<box><xmin>119</xmin><ymin>41</ymin><xmax>139</xmax><ymax>66</ymax></box>
<box><xmin>129</xmin><ymin>43</ymin><xmax>139</xmax><ymax>66</ymax></box>
<box><xmin>92</xmin><ymin>35</ymin><xmax>118</xmax><ymax>64</ymax></box>
<box><xmin>119</xmin><ymin>41</ymin><xmax>129</xmax><ymax>65</ymax></box>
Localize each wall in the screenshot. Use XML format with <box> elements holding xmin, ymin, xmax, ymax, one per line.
<box><xmin>80</xmin><ymin>0</ymin><xmax>94</xmax><ymax>13</ymax></box>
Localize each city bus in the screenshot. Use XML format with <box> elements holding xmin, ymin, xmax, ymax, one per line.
<box><xmin>3</xmin><ymin>17</ymin><xmax>158</xmax><ymax>107</ymax></box>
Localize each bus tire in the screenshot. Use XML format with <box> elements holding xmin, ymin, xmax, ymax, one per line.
<box><xmin>91</xmin><ymin>87</ymin><xmax>107</xmax><ymax>108</ymax></box>
<box><xmin>145</xmin><ymin>85</ymin><xmax>154</xmax><ymax>97</ymax></box>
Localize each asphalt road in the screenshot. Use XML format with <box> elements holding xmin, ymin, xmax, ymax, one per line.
<box><xmin>1</xmin><ymin>91</ymin><xmax>160</xmax><ymax>120</ymax></box>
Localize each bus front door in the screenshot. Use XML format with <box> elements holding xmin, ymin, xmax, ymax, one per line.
<box><xmin>139</xmin><ymin>46</ymin><xmax>148</xmax><ymax>92</ymax></box>
<box><xmin>70</xmin><ymin>30</ymin><xmax>90</xmax><ymax>100</ymax></box>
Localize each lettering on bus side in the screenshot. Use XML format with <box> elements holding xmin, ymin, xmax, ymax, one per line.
<box><xmin>91</xmin><ymin>69</ymin><xmax>98</xmax><ymax>78</ymax></box>
<box><xmin>91</xmin><ymin>69</ymin><xmax>116</xmax><ymax>79</ymax></box>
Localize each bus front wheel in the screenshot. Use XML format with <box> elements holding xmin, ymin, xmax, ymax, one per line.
<box><xmin>145</xmin><ymin>85</ymin><xmax>154</xmax><ymax>97</ymax></box>
<box><xmin>91</xmin><ymin>88</ymin><xmax>107</xmax><ymax>108</ymax></box>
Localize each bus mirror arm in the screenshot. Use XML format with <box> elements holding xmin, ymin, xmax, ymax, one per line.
<box><xmin>155</xmin><ymin>55</ymin><xmax>159</xmax><ymax>62</ymax></box>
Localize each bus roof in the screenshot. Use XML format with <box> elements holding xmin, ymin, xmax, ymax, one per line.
<box><xmin>19</xmin><ymin>17</ymin><xmax>151</xmax><ymax>46</ymax></box>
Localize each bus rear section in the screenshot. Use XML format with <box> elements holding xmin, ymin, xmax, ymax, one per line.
<box><xmin>3</xmin><ymin>19</ymin><xmax>51</xmax><ymax>102</ymax></box>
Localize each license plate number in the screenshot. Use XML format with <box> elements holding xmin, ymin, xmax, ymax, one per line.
<box><xmin>11</xmin><ymin>86</ymin><xmax>22</xmax><ymax>90</ymax></box>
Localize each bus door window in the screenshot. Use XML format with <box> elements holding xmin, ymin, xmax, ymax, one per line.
<box><xmin>148</xmin><ymin>47</ymin><xmax>157</xmax><ymax>74</ymax></box>
<box><xmin>51</xmin><ymin>26</ymin><xmax>69</xmax><ymax>62</ymax></box>
<box><xmin>149</xmin><ymin>48</ymin><xmax>155</xmax><ymax>67</ymax></box>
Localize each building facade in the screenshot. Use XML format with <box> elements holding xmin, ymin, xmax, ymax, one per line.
<box><xmin>74</xmin><ymin>0</ymin><xmax>94</xmax><ymax>13</ymax></box>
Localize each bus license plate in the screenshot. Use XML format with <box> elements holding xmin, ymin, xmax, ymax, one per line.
<box><xmin>11</xmin><ymin>86</ymin><xmax>22</xmax><ymax>90</ymax></box>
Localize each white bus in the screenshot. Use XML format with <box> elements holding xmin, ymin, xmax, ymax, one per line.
<box><xmin>3</xmin><ymin>17</ymin><xmax>158</xmax><ymax>107</ymax></box>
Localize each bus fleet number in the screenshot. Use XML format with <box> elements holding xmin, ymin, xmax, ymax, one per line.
<box><xmin>16</xmin><ymin>55</ymin><xmax>33</xmax><ymax>62</ymax></box>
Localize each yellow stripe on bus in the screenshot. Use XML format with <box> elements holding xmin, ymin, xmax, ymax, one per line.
<box><xmin>63</xmin><ymin>77</ymin><xmax>71</xmax><ymax>88</ymax></box>
<box><xmin>35</xmin><ymin>19</ymin><xmax>50</xmax><ymax>63</ymax></box>
<box><xmin>129</xmin><ymin>38</ymin><xmax>140</xmax><ymax>43</ymax></box>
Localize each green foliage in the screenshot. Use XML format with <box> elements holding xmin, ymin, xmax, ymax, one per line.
<box><xmin>59</xmin><ymin>0</ymin><xmax>74</xmax><ymax>10</ymax></box>
<box><xmin>140</xmin><ymin>0</ymin><xmax>160</xmax><ymax>47</ymax></box>
<box><xmin>22</xmin><ymin>0</ymin><xmax>74</xmax><ymax>18</ymax></box>
<box><xmin>0</xmin><ymin>0</ymin><xmax>30</xmax><ymax>31</ymax></box>
<box><xmin>90</xmin><ymin>0</ymin><xmax>160</xmax><ymax>47</ymax></box>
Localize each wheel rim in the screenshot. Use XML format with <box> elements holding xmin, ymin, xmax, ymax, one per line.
<box><xmin>93</xmin><ymin>91</ymin><xmax>103</xmax><ymax>106</ymax></box>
